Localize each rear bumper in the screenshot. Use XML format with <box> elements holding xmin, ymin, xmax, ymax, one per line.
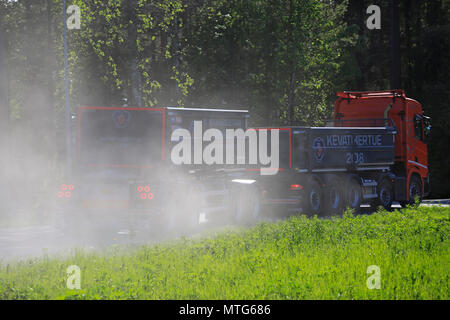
<box><xmin>81</xmin><ymin>199</ymin><xmax>129</xmax><ymax>210</ymax></box>
<box><xmin>262</xmin><ymin>197</ymin><xmax>303</xmax><ymax>212</ymax></box>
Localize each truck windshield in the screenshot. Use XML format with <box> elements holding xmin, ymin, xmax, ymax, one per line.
<box><xmin>414</xmin><ymin>114</ymin><xmax>423</xmax><ymax>140</ymax></box>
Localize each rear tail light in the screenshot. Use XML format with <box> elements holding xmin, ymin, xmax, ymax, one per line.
<box><xmin>57</xmin><ymin>183</ymin><xmax>75</xmax><ymax>198</ymax></box>
<box><xmin>136</xmin><ymin>184</ymin><xmax>153</xmax><ymax>200</ymax></box>
<box><xmin>291</xmin><ymin>184</ymin><xmax>303</xmax><ymax>191</ymax></box>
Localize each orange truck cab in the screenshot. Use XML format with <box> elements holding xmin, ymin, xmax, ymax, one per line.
<box><xmin>334</xmin><ymin>90</ymin><xmax>431</xmax><ymax>205</ymax></box>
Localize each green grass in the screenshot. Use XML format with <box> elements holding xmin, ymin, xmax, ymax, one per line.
<box><xmin>0</xmin><ymin>206</ymin><xmax>449</xmax><ymax>300</ymax></box>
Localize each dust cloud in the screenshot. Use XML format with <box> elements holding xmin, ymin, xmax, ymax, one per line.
<box><xmin>0</xmin><ymin>96</ymin><xmax>255</xmax><ymax>262</ymax></box>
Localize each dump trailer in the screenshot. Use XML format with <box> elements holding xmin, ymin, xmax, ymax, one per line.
<box><xmin>235</xmin><ymin>124</ymin><xmax>397</xmax><ymax>217</ymax></box>
<box><xmin>56</xmin><ymin>106</ymin><xmax>249</xmax><ymax>232</ymax></box>
<box><xmin>226</xmin><ymin>90</ymin><xmax>431</xmax><ymax>220</ymax></box>
<box><xmin>55</xmin><ymin>90</ymin><xmax>431</xmax><ymax>229</ymax></box>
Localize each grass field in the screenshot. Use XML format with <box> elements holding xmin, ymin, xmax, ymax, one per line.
<box><xmin>0</xmin><ymin>206</ymin><xmax>448</xmax><ymax>300</ymax></box>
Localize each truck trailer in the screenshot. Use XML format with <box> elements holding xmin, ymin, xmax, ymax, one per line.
<box><xmin>56</xmin><ymin>89</ymin><xmax>431</xmax><ymax>231</ymax></box>
<box><xmin>227</xmin><ymin>90</ymin><xmax>431</xmax><ymax>221</ymax></box>
<box><xmin>56</xmin><ymin>106</ymin><xmax>249</xmax><ymax>233</ymax></box>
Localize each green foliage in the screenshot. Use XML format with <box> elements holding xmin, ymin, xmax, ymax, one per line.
<box><xmin>0</xmin><ymin>0</ymin><xmax>448</xmax><ymax>195</ymax></box>
<box><xmin>0</xmin><ymin>206</ymin><xmax>448</xmax><ymax>299</ymax></box>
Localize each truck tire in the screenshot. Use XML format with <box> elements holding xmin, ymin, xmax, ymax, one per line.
<box><xmin>304</xmin><ymin>179</ymin><xmax>325</xmax><ymax>216</ymax></box>
<box><xmin>234</xmin><ymin>186</ymin><xmax>261</xmax><ymax>225</ymax></box>
<box><xmin>151</xmin><ymin>210</ymin><xmax>175</xmax><ymax>238</ymax></box>
<box><xmin>400</xmin><ymin>175</ymin><xmax>422</xmax><ymax>208</ymax></box>
<box><xmin>372</xmin><ymin>179</ymin><xmax>393</xmax><ymax>210</ymax></box>
<box><xmin>178</xmin><ymin>209</ymin><xmax>200</xmax><ymax>235</ymax></box>
<box><xmin>325</xmin><ymin>177</ymin><xmax>344</xmax><ymax>215</ymax></box>
<box><xmin>345</xmin><ymin>178</ymin><xmax>362</xmax><ymax>212</ymax></box>
<box><xmin>173</xmin><ymin>188</ymin><xmax>201</xmax><ymax>235</ymax></box>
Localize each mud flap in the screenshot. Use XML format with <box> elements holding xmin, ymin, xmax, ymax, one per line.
<box><xmin>394</xmin><ymin>176</ymin><xmax>407</xmax><ymax>201</ymax></box>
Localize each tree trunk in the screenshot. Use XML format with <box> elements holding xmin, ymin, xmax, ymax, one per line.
<box><xmin>287</xmin><ymin>0</ymin><xmax>296</xmax><ymax>126</ymax></box>
<box><xmin>173</xmin><ymin>13</ymin><xmax>181</xmax><ymax>105</ymax></box>
<box><xmin>288</xmin><ymin>71</ymin><xmax>295</xmax><ymax>126</ymax></box>
<box><xmin>127</xmin><ymin>0</ymin><xmax>142</xmax><ymax>107</ymax></box>
<box><xmin>390</xmin><ymin>0</ymin><xmax>401</xmax><ymax>89</ymax></box>
<box><xmin>46</xmin><ymin>0</ymin><xmax>56</xmax><ymax>166</ymax></box>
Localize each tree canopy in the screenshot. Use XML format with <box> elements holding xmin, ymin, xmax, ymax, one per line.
<box><xmin>0</xmin><ymin>0</ymin><xmax>449</xmax><ymax>197</ymax></box>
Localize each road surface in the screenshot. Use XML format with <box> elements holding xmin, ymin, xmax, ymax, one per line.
<box><xmin>0</xmin><ymin>200</ymin><xmax>448</xmax><ymax>262</ymax></box>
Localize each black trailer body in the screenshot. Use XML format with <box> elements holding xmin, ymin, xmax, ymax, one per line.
<box><xmin>76</xmin><ymin>107</ymin><xmax>249</xmax><ymax>176</ymax></box>
<box><xmin>292</xmin><ymin>127</ymin><xmax>396</xmax><ymax>172</ymax></box>
<box><xmin>227</xmin><ymin>124</ymin><xmax>400</xmax><ymax>220</ymax></box>
<box><xmin>165</xmin><ymin>107</ymin><xmax>249</xmax><ymax>170</ymax></box>
<box><xmin>58</xmin><ymin>106</ymin><xmax>249</xmax><ymax>233</ymax></box>
<box><xmin>77</xmin><ymin>107</ymin><xmax>165</xmax><ymax>179</ymax></box>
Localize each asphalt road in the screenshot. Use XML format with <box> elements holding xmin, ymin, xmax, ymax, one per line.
<box><xmin>0</xmin><ymin>200</ymin><xmax>448</xmax><ymax>262</ymax></box>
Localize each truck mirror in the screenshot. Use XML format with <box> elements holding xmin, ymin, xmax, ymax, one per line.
<box><xmin>424</xmin><ymin>125</ymin><xmax>431</xmax><ymax>142</ymax></box>
<box><xmin>423</xmin><ymin>116</ymin><xmax>431</xmax><ymax>143</ymax></box>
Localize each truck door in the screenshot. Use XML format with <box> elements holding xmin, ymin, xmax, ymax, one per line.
<box><xmin>410</xmin><ymin>114</ymin><xmax>428</xmax><ymax>171</ymax></box>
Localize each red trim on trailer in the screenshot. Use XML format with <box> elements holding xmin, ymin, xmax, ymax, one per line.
<box><xmin>79</xmin><ymin>106</ymin><xmax>164</xmax><ymax>111</ymax></box>
<box><xmin>246</xmin><ymin>168</ymin><xmax>286</xmax><ymax>172</ymax></box>
<box><xmin>87</xmin><ymin>164</ymin><xmax>153</xmax><ymax>169</ymax></box>
<box><xmin>289</xmin><ymin>128</ymin><xmax>292</xmax><ymax>168</ymax></box>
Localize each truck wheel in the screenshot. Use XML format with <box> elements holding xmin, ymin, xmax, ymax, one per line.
<box><xmin>304</xmin><ymin>180</ymin><xmax>324</xmax><ymax>216</ymax></box>
<box><xmin>345</xmin><ymin>178</ymin><xmax>362</xmax><ymax>212</ymax></box>
<box><xmin>177</xmin><ymin>210</ymin><xmax>200</xmax><ymax>235</ymax></box>
<box><xmin>151</xmin><ymin>210</ymin><xmax>176</xmax><ymax>238</ymax></box>
<box><xmin>372</xmin><ymin>179</ymin><xmax>393</xmax><ymax>210</ymax></box>
<box><xmin>172</xmin><ymin>190</ymin><xmax>201</xmax><ymax>235</ymax></box>
<box><xmin>151</xmin><ymin>195</ymin><xmax>184</xmax><ymax>238</ymax></box>
<box><xmin>184</xmin><ymin>199</ymin><xmax>201</xmax><ymax>233</ymax></box>
<box><xmin>400</xmin><ymin>176</ymin><xmax>422</xmax><ymax>208</ymax></box>
<box><xmin>184</xmin><ymin>186</ymin><xmax>202</xmax><ymax>231</ymax></box>
<box><xmin>234</xmin><ymin>186</ymin><xmax>261</xmax><ymax>225</ymax></box>
<box><xmin>325</xmin><ymin>178</ymin><xmax>344</xmax><ymax>215</ymax></box>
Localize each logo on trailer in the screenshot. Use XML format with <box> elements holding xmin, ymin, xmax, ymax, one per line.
<box><xmin>112</xmin><ymin>110</ymin><xmax>132</xmax><ymax>128</ymax></box>
<box><xmin>312</xmin><ymin>137</ymin><xmax>325</xmax><ymax>162</ymax></box>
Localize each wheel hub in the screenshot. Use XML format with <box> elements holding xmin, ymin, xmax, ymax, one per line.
<box><xmin>330</xmin><ymin>189</ymin><xmax>340</xmax><ymax>209</ymax></box>
<box><xmin>310</xmin><ymin>190</ymin><xmax>320</xmax><ymax>211</ymax></box>
<box><xmin>380</xmin><ymin>188</ymin><xmax>391</xmax><ymax>206</ymax></box>
<box><xmin>349</xmin><ymin>187</ymin><xmax>359</xmax><ymax>208</ymax></box>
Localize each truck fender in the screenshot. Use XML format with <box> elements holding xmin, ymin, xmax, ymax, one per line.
<box><xmin>307</xmin><ymin>174</ymin><xmax>326</xmax><ymax>189</ymax></box>
<box><xmin>376</xmin><ymin>172</ymin><xmax>395</xmax><ymax>186</ymax></box>
<box><xmin>344</xmin><ymin>174</ymin><xmax>362</xmax><ymax>186</ymax></box>
<box><xmin>323</xmin><ymin>173</ymin><xmax>344</xmax><ymax>185</ymax></box>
